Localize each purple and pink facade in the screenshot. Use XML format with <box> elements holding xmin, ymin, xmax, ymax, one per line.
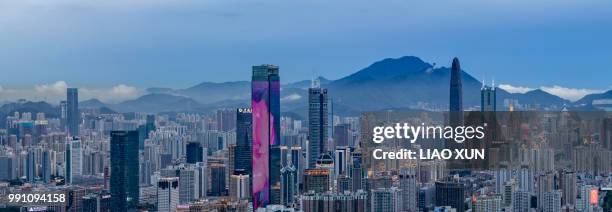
<box><xmin>251</xmin><ymin>65</ymin><xmax>281</xmax><ymax>210</ymax></box>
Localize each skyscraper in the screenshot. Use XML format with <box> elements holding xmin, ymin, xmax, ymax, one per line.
<box><xmin>334</xmin><ymin>146</ymin><xmax>350</xmax><ymax>178</ymax></box>
<box><xmin>304</xmin><ymin>168</ymin><xmax>330</xmax><ymax>193</ymax></box>
<box><xmin>60</xmin><ymin>100</ymin><xmax>67</xmax><ymax>131</ymax></box>
<box><xmin>41</xmin><ymin>150</ymin><xmax>51</xmax><ymax>183</ymax></box>
<box><xmin>448</xmin><ymin>58</ymin><xmax>463</xmax><ymax>152</ymax></box>
<box><xmin>371</xmin><ymin>187</ymin><xmax>402</xmax><ymax>212</ymax></box>
<box><xmin>64</xmin><ymin>137</ymin><xmax>81</xmax><ymax>185</ymax></box>
<box><xmin>399</xmin><ymin>168</ymin><xmax>418</xmax><ymax>212</ymax></box>
<box><xmin>449</xmin><ymin>57</ymin><xmax>463</xmax><ymax>126</ymax></box>
<box><xmin>235</xmin><ymin>108</ymin><xmax>252</xmax><ymax>174</ymax></box>
<box><xmin>66</xmin><ymin>88</ymin><xmax>79</xmax><ymax>136</ymax></box>
<box><xmin>512</xmin><ymin>190</ymin><xmax>531</xmax><ymax>212</ymax></box>
<box><xmin>216</xmin><ymin>109</ymin><xmax>236</xmax><ymax>132</ymax></box>
<box><xmin>435</xmin><ymin>177</ymin><xmax>465</xmax><ymax>212</ymax></box>
<box><xmin>537</xmin><ymin>172</ymin><xmax>555</xmax><ymax>212</ymax></box>
<box><xmin>308</xmin><ymin>80</ymin><xmax>329</xmax><ymax>168</ymax></box>
<box><xmin>196</xmin><ymin>162</ymin><xmax>208</xmax><ymax>199</ymax></box>
<box><xmin>602</xmin><ymin>117</ymin><xmax>612</xmax><ymax>151</ymax></box>
<box><xmin>280</xmin><ymin>165</ymin><xmax>297</xmax><ymax>206</ymax></box>
<box><xmin>157</xmin><ymin>177</ymin><xmax>179</xmax><ymax>212</ymax></box>
<box><xmin>559</xmin><ymin>170</ymin><xmax>577</xmax><ymax>207</ymax></box>
<box><xmin>333</xmin><ymin>123</ymin><xmax>350</xmax><ymax>147</ymax></box>
<box><xmin>210</xmin><ymin>163</ymin><xmax>227</xmax><ymax>196</ymax></box>
<box><xmin>138</xmin><ymin>114</ymin><xmax>156</xmax><ymax>150</ymax></box>
<box><xmin>480</xmin><ymin>81</ymin><xmax>496</xmax><ymax>112</ymax></box>
<box><xmin>0</xmin><ymin>155</ymin><xmax>14</xmax><ymax>181</ymax></box>
<box><xmin>230</xmin><ymin>170</ymin><xmax>251</xmax><ymax>202</ymax></box>
<box><xmin>251</xmin><ymin>64</ymin><xmax>281</xmax><ymax>209</ymax></box>
<box><xmin>290</xmin><ymin>147</ymin><xmax>303</xmax><ymax>186</ymax></box>
<box><xmin>473</xmin><ymin>195</ymin><xmax>502</xmax><ymax>212</ymax></box>
<box><xmin>70</xmin><ymin>138</ymin><xmax>83</xmax><ymax>180</ymax></box>
<box><xmin>542</xmin><ymin>190</ymin><xmax>561</xmax><ymax>212</ymax></box>
<box><xmin>26</xmin><ymin>150</ymin><xmax>35</xmax><ymax>182</ymax></box>
<box><xmin>178</xmin><ymin>166</ymin><xmax>200</xmax><ymax>204</ymax></box>
<box><xmin>518</xmin><ymin>163</ymin><xmax>533</xmax><ymax>193</ymax></box>
<box><xmin>110</xmin><ymin>130</ymin><xmax>139</xmax><ymax>211</ymax></box>
<box><xmin>186</xmin><ymin>142</ymin><xmax>204</xmax><ymax>164</ymax></box>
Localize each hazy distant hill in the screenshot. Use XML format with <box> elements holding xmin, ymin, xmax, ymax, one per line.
<box><xmin>497</xmin><ymin>89</ymin><xmax>570</xmax><ymax>107</ymax></box>
<box><xmin>176</xmin><ymin>81</ymin><xmax>251</xmax><ymax>104</ymax></box>
<box><xmin>80</xmin><ymin>56</ymin><xmax>588</xmax><ymax>114</ymax></box>
<box><xmin>284</xmin><ymin>77</ymin><xmax>331</xmax><ymax>89</ymax></box>
<box><xmin>113</xmin><ymin>93</ymin><xmax>204</xmax><ymax>113</ymax></box>
<box><xmin>576</xmin><ymin>90</ymin><xmax>612</xmax><ymax>105</ymax></box>
<box><xmin>80</xmin><ymin>98</ymin><xmax>108</xmax><ymax>108</ymax></box>
<box><xmin>0</xmin><ymin>101</ymin><xmax>58</xmax><ymax>128</ymax></box>
<box><xmin>327</xmin><ymin>56</ymin><xmax>483</xmax><ymax>110</ymax></box>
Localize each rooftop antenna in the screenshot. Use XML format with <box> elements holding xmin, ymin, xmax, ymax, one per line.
<box><xmin>481</xmin><ymin>79</ymin><xmax>485</xmax><ymax>90</ymax></box>
<box><xmin>311</xmin><ymin>70</ymin><xmax>320</xmax><ymax>88</ymax></box>
<box><xmin>492</xmin><ymin>78</ymin><xmax>495</xmax><ymax>90</ymax></box>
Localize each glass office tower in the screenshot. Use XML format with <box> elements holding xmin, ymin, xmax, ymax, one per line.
<box><xmin>66</xmin><ymin>88</ymin><xmax>79</xmax><ymax>136</ymax></box>
<box><xmin>110</xmin><ymin>130</ymin><xmax>139</xmax><ymax>211</ymax></box>
<box><xmin>251</xmin><ymin>64</ymin><xmax>281</xmax><ymax>210</ymax></box>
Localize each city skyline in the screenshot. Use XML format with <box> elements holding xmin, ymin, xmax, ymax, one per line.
<box><xmin>0</xmin><ymin>59</ymin><xmax>610</xmax><ymax>211</ymax></box>
<box><xmin>0</xmin><ymin>1</ymin><xmax>611</xmax><ymax>211</ymax></box>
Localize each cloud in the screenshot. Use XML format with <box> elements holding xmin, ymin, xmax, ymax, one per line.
<box><xmin>81</xmin><ymin>84</ymin><xmax>140</xmax><ymax>103</ymax></box>
<box><xmin>499</xmin><ymin>84</ymin><xmax>534</xmax><ymax>94</ymax></box>
<box><xmin>281</xmin><ymin>93</ymin><xmax>301</xmax><ymax>102</ymax></box>
<box><xmin>500</xmin><ymin>83</ymin><xmax>605</xmax><ymax>101</ymax></box>
<box><xmin>34</xmin><ymin>81</ymin><xmax>68</xmax><ymax>95</ymax></box>
<box><xmin>112</xmin><ymin>84</ymin><xmax>138</xmax><ymax>97</ymax></box>
<box><xmin>0</xmin><ymin>81</ymin><xmax>141</xmax><ymax>103</ymax></box>
<box><xmin>539</xmin><ymin>85</ymin><xmax>603</xmax><ymax>102</ymax></box>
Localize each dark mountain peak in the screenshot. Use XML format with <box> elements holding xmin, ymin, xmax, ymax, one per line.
<box><xmin>335</xmin><ymin>56</ymin><xmax>432</xmax><ymax>84</ymax></box>
<box><xmin>80</xmin><ymin>98</ymin><xmax>108</xmax><ymax>109</ymax></box>
<box><xmin>81</xmin><ymin>98</ymin><xmax>104</xmax><ymax>104</ymax></box>
<box><xmin>525</xmin><ymin>89</ymin><xmax>549</xmax><ymax>95</ymax></box>
<box><xmin>373</xmin><ymin>56</ymin><xmax>430</xmax><ymax>69</ymax></box>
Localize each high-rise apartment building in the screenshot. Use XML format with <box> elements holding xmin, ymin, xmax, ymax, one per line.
<box><xmin>157</xmin><ymin>177</ymin><xmax>179</xmax><ymax>212</ymax></box>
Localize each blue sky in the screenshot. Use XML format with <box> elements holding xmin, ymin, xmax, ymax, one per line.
<box><xmin>0</xmin><ymin>0</ymin><xmax>611</xmax><ymax>102</ymax></box>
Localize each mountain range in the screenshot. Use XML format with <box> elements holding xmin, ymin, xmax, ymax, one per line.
<box><xmin>3</xmin><ymin>56</ymin><xmax>611</xmax><ymax>119</ymax></box>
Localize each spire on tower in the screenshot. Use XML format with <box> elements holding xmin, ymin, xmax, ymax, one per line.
<box><xmin>481</xmin><ymin>79</ymin><xmax>485</xmax><ymax>90</ymax></box>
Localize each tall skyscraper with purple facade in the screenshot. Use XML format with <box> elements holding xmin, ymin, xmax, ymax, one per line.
<box><xmin>251</xmin><ymin>64</ymin><xmax>281</xmax><ymax>210</ymax></box>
